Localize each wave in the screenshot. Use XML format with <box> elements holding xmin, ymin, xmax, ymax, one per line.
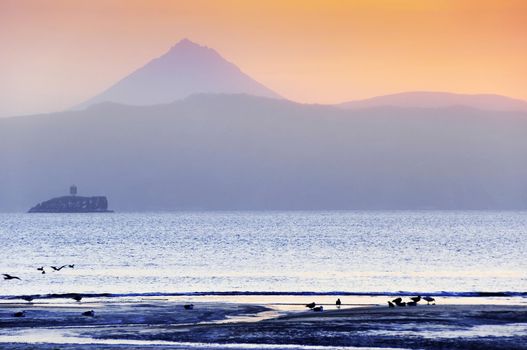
<box><xmin>1</xmin><ymin>290</ymin><xmax>526</xmax><ymax>300</ymax></box>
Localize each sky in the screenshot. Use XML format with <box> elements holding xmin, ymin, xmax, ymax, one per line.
<box><xmin>1</xmin><ymin>0</ymin><xmax>526</xmax><ymax>117</ymax></box>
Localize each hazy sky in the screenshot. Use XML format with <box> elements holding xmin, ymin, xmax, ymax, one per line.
<box><xmin>1</xmin><ymin>0</ymin><xmax>526</xmax><ymax>117</ymax></box>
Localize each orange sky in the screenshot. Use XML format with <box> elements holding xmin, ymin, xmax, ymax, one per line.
<box><xmin>1</xmin><ymin>0</ymin><xmax>526</xmax><ymax>116</ymax></box>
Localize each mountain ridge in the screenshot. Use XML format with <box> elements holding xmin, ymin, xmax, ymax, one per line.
<box><xmin>2</xmin><ymin>94</ymin><xmax>526</xmax><ymax>212</ymax></box>
<box><xmin>76</xmin><ymin>39</ymin><xmax>281</xmax><ymax>109</ymax></box>
<box><xmin>338</xmin><ymin>91</ymin><xmax>527</xmax><ymax>112</ymax></box>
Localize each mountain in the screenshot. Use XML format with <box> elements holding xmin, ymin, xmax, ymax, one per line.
<box><xmin>1</xmin><ymin>94</ymin><xmax>526</xmax><ymax>212</ymax></box>
<box><xmin>76</xmin><ymin>39</ymin><xmax>281</xmax><ymax>109</ymax></box>
<box><xmin>338</xmin><ymin>91</ymin><xmax>527</xmax><ymax>112</ymax></box>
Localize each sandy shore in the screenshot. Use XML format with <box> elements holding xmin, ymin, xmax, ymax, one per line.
<box><xmin>1</xmin><ymin>298</ymin><xmax>526</xmax><ymax>349</ymax></box>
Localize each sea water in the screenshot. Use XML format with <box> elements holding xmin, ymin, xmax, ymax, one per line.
<box><xmin>0</xmin><ymin>211</ymin><xmax>526</xmax><ymax>297</ymax></box>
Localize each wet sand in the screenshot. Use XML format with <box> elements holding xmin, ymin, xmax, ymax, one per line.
<box><xmin>1</xmin><ymin>298</ymin><xmax>526</xmax><ymax>349</ymax></box>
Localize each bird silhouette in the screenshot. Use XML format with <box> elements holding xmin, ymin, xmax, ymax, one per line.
<box><xmin>423</xmin><ymin>296</ymin><xmax>436</xmax><ymax>305</ymax></box>
<box><xmin>410</xmin><ymin>296</ymin><xmax>421</xmax><ymax>303</ymax></box>
<box><xmin>37</xmin><ymin>267</ymin><xmax>46</xmax><ymax>274</ymax></box>
<box><xmin>82</xmin><ymin>310</ymin><xmax>95</xmax><ymax>317</ymax></box>
<box><xmin>183</xmin><ymin>304</ymin><xmax>194</xmax><ymax>310</ymax></box>
<box><xmin>336</xmin><ymin>298</ymin><xmax>342</xmax><ymax>308</ymax></box>
<box><xmin>68</xmin><ymin>264</ymin><xmax>75</xmax><ymax>269</ymax></box>
<box><xmin>2</xmin><ymin>274</ymin><xmax>21</xmax><ymax>280</ymax></box>
<box><xmin>312</xmin><ymin>306</ymin><xmax>324</xmax><ymax>312</ymax></box>
<box><xmin>392</xmin><ymin>297</ymin><xmax>402</xmax><ymax>304</ymax></box>
<box><xmin>50</xmin><ymin>265</ymin><xmax>67</xmax><ymax>272</ymax></box>
<box><xmin>388</xmin><ymin>301</ymin><xmax>395</xmax><ymax>308</ymax></box>
<box><xmin>305</xmin><ymin>302</ymin><xmax>316</xmax><ymax>309</ymax></box>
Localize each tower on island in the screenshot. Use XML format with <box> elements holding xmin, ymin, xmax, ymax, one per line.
<box><xmin>70</xmin><ymin>185</ymin><xmax>78</xmax><ymax>196</ymax></box>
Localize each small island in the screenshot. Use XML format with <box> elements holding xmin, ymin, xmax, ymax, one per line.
<box><xmin>28</xmin><ymin>185</ymin><xmax>113</xmax><ymax>213</ymax></box>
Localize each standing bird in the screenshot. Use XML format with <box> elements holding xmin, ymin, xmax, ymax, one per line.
<box><xmin>82</xmin><ymin>310</ymin><xmax>95</xmax><ymax>317</ymax></box>
<box><xmin>21</xmin><ymin>296</ymin><xmax>34</xmax><ymax>303</ymax></box>
<box><xmin>423</xmin><ymin>296</ymin><xmax>436</xmax><ymax>305</ymax></box>
<box><xmin>2</xmin><ymin>274</ymin><xmax>21</xmax><ymax>280</ymax></box>
<box><xmin>305</xmin><ymin>302</ymin><xmax>316</xmax><ymax>309</ymax></box>
<box><xmin>410</xmin><ymin>296</ymin><xmax>421</xmax><ymax>303</ymax></box>
<box><xmin>313</xmin><ymin>306</ymin><xmax>324</xmax><ymax>312</ymax></box>
<box><xmin>336</xmin><ymin>298</ymin><xmax>342</xmax><ymax>309</ymax></box>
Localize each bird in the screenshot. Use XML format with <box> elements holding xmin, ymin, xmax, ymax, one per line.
<box><xmin>388</xmin><ymin>301</ymin><xmax>395</xmax><ymax>308</ymax></box>
<box><xmin>305</xmin><ymin>302</ymin><xmax>316</xmax><ymax>309</ymax></box>
<box><xmin>2</xmin><ymin>274</ymin><xmax>21</xmax><ymax>280</ymax></box>
<box><xmin>183</xmin><ymin>304</ymin><xmax>194</xmax><ymax>310</ymax></box>
<box><xmin>410</xmin><ymin>296</ymin><xmax>421</xmax><ymax>303</ymax></box>
<box><xmin>72</xmin><ymin>294</ymin><xmax>83</xmax><ymax>302</ymax></box>
<box><xmin>37</xmin><ymin>267</ymin><xmax>45</xmax><ymax>274</ymax></box>
<box><xmin>312</xmin><ymin>306</ymin><xmax>324</xmax><ymax>312</ymax></box>
<box><xmin>21</xmin><ymin>296</ymin><xmax>34</xmax><ymax>303</ymax></box>
<box><xmin>68</xmin><ymin>264</ymin><xmax>75</xmax><ymax>269</ymax></box>
<box><xmin>336</xmin><ymin>298</ymin><xmax>342</xmax><ymax>308</ymax></box>
<box><xmin>407</xmin><ymin>301</ymin><xmax>417</xmax><ymax>307</ymax></box>
<box><xmin>392</xmin><ymin>297</ymin><xmax>402</xmax><ymax>304</ymax></box>
<box><xmin>50</xmin><ymin>265</ymin><xmax>67</xmax><ymax>272</ymax></box>
<box><xmin>423</xmin><ymin>296</ymin><xmax>436</xmax><ymax>305</ymax></box>
<box><xmin>82</xmin><ymin>310</ymin><xmax>95</xmax><ymax>317</ymax></box>
<box><xmin>13</xmin><ymin>311</ymin><xmax>25</xmax><ymax>317</ymax></box>
<box><xmin>396</xmin><ymin>301</ymin><xmax>406</xmax><ymax>307</ymax></box>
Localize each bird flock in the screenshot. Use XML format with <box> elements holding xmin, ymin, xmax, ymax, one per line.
<box><xmin>304</xmin><ymin>295</ymin><xmax>437</xmax><ymax>313</ymax></box>
<box><xmin>388</xmin><ymin>295</ymin><xmax>436</xmax><ymax>307</ymax></box>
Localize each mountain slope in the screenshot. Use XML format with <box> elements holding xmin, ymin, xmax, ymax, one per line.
<box><xmin>77</xmin><ymin>39</ymin><xmax>281</xmax><ymax>108</ymax></box>
<box><xmin>339</xmin><ymin>91</ymin><xmax>527</xmax><ymax>112</ymax></box>
<box><xmin>1</xmin><ymin>94</ymin><xmax>527</xmax><ymax>211</ymax></box>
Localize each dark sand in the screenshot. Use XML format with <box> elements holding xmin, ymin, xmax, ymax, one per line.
<box><xmin>1</xmin><ymin>299</ymin><xmax>526</xmax><ymax>349</ymax></box>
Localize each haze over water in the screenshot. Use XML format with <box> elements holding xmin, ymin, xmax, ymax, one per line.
<box><xmin>1</xmin><ymin>211</ymin><xmax>525</xmax><ymax>297</ymax></box>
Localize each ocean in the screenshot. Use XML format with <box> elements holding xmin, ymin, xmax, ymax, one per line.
<box><xmin>1</xmin><ymin>211</ymin><xmax>526</xmax><ymax>298</ymax></box>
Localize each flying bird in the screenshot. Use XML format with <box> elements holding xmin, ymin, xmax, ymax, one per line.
<box><xmin>68</xmin><ymin>264</ymin><xmax>75</xmax><ymax>269</ymax></box>
<box><xmin>50</xmin><ymin>265</ymin><xmax>67</xmax><ymax>272</ymax></box>
<box><xmin>37</xmin><ymin>267</ymin><xmax>46</xmax><ymax>274</ymax></box>
<box><xmin>2</xmin><ymin>274</ymin><xmax>21</xmax><ymax>280</ymax></box>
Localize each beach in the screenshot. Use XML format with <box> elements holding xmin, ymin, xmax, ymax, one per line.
<box><xmin>1</xmin><ymin>296</ymin><xmax>527</xmax><ymax>349</ymax></box>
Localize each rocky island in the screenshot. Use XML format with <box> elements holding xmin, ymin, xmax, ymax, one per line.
<box><xmin>28</xmin><ymin>185</ymin><xmax>113</xmax><ymax>213</ymax></box>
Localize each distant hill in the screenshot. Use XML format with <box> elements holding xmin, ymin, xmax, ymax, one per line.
<box><xmin>338</xmin><ymin>91</ymin><xmax>527</xmax><ymax>112</ymax></box>
<box><xmin>76</xmin><ymin>39</ymin><xmax>281</xmax><ymax>109</ymax></box>
<box><xmin>1</xmin><ymin>94</ymin><xmax>526</xmax><ymax>211</ymax></box>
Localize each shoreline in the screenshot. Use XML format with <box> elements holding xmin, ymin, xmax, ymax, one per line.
<box><xmin>1</xmin><ymin>296</ymin><xmax>527</xmax><ymax>349</ymax></box>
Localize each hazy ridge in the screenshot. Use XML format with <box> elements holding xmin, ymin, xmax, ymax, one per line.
<box><xmin>1</xmin><ymin>94</ymin><xmax>526</xmax><ymax>211</ymax></box>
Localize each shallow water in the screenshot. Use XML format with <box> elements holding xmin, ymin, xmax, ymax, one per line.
<box><xmin>0</xmin><ymin>211</ymin><xmax>526</xmax><ymax>297</ymax></box>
